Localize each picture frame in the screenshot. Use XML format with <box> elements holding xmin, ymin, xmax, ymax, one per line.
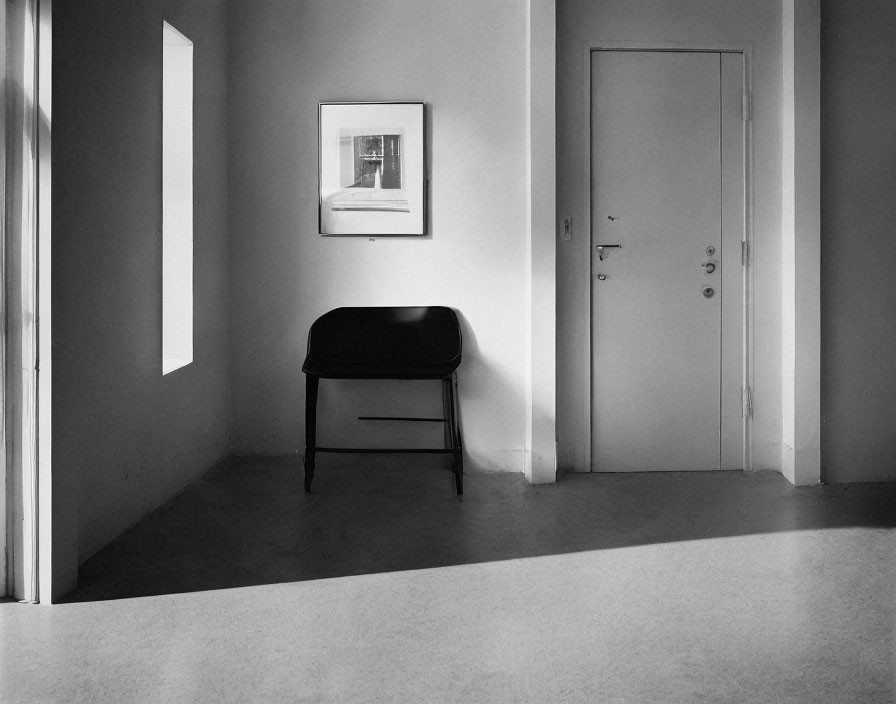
<box><xmin>318</xmin><ymin>101</ymin><xmax>425</xmax><ymax>236</ymax></box>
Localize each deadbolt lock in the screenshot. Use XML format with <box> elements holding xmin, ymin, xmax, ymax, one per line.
<box><xmin>702</xmin><ymin>262</ymin><xmax>716</xmax><ymax>274</ymax></box>
<box><xmin>703</xmin><ymin>287</ymin><xmax>715</xmax><ymax>298</ymax></box>
<box><xmin>706</xmin><ymin>246</ymin><xmax>716</xmax><ymax>256</ymax></box>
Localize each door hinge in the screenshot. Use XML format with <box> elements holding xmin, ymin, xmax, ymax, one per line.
<box><xmin>743</xmin><ymin>386</ymin><xmax>753</xmax><ymax>419</ymax></box>
<box><xmin>741</xmin><ymin>240</ymin><xmax>748</xmax><ymax>266</ymax></box>
<box><xmin>742</xmin><ymin>93</ymin><xmax>752</xmax><ymax>122</ymax></box>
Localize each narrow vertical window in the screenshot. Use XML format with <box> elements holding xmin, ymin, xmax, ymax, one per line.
<box><xmin>162</xmin><ymin>22</ymin><xmax>193</xmax><ymax>374</ymax></box>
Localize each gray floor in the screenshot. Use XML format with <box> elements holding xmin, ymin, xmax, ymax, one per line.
<box><xmin>2</xmin><ymin>456</ymin><xmax>895</xmax><ymax>703</ymax></box>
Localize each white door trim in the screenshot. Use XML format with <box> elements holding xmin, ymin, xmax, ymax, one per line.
<box><xmin>581</xmin><ymin>42</ymin><xmax>754</xmax><ymax>473</ymax></box>
<box><xmin>3</xmin><ymin>0</ymin><xmax>51</xmax><ymax>603</ymax></box>
<box><xmin>1</xmin><ymin>0</ymin><xmax>7</xmax><ymax>598</ymax></box>
<box><xmin>36</xmin><ymin>0</ymin><xmax>53</xmax><ymax>603</ymax></box>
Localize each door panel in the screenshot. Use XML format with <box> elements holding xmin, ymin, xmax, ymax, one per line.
<box><xmin>720</xmin><ymin>52</ymin><xmax>746</xmax><ymax>470</ymax></box>
<box><xmin>590</xmin><ymin>51</ymin><xmax>740</xmax><ymax>472</ymax></box>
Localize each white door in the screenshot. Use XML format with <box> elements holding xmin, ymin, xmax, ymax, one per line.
<box><xmin>591</xmin><ymin>50</ymin><xmax>744</xmax><ymax>472</ymax></box>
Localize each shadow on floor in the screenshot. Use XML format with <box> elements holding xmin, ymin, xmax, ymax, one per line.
<box><xmin>63</xmin><ymin>455</ymin><xmax>896</xmax><ymax>602</ymax></box>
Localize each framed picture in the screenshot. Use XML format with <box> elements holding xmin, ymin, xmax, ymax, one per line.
<box><xmin>318</xmin><ymin>101</ymin><xmax>425</xmax><ymax>236</ymax></box>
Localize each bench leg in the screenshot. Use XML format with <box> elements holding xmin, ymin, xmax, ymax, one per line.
<box><xmin>445</xmin><ymin>374</ymin><xmax>463</xmax><ymax>495</ymax></box>
<box><xmin>442</xmin><ymin>377</ymin><xmax>453</xmax><ymax>456</ymax></box>
<box><xmin>304</xmin><ymin>375</ymin><xmax>319</xmax><ymax>493</ymax></box>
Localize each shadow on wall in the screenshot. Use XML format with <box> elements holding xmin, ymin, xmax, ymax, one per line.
<box><xmin>452</xmin><ymin>308</ymin><xmax>528</xmax><ymax>473</ymax></box>
<box><xmin>309</xmin><ymin>307</ymin><xmax>527</xmax><ymax>472</ymax></box>
<box><xmin>62</xmin><ymin>455</ymin><xmax>896</xmax><ymax>603</ymax></box>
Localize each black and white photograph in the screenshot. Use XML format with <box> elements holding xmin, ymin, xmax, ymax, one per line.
<box><xmin>2</xmin><ymin>2</ymin><xmax>894</xmax><ymax>704</ymax></box>
<box><xmin>319</xmin><ymin>101</ymin><xmax>424</xmax><ymax>235</ymax></box>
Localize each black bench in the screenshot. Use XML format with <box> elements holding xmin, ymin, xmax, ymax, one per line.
<box><xmin>301</xmin><ymin>306</ymin><xmax>464</xmax><ymax>494</ymax></box>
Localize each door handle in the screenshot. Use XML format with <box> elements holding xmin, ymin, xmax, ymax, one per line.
<box><xmin>595</xmin><ymin>244</ymin><xmax>621</xmax><ymax>261</ymax></box>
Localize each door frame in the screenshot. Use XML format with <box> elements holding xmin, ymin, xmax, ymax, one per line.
<box><xmin>3</xmin><ymin>0</ymin><xmax>51</xmax><ymax>602</ymax></box>
<box><xmin>582</xmin><ymin>42</ymin><xmax>754</xmax><ymax>473</ymax></box>
<box><xmin>1</xmin><ymin>0</ymin><xmax>7</xmax><ymax>597</ymax></box>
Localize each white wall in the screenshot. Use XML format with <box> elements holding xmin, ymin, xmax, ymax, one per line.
<box><xmin>556</xmin><ymin>0</ymin><xmax>785</xmax><ymax>473</ymax></box>
<box><xmin>526</xmin><ymin>0</ymin><xmax>558</xmax><ymax>483</ymax></box>
<box><xmin>228</xmin><ymin>0</ymin><xmax>531</xmax><ymax>473</ymax></box>
<box><xmin>820</xmin><ymin>0</ymin><xmax>896</xmax><ymax>483</ymax></box>
<box><xmin>781</xmin><ymin>0</ymin><xmax>821</xmax><ymax>485</ymax></box>
<box><xmin>52</xmin><ymin>0</ymin><xmax>232</xmax><ymax>586</ymax></box>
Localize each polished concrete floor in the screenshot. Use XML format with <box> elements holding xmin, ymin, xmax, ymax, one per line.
<box><xmin>2</xmin><ymin>456</ymin><xmax>895</xmax><ymax>703</ymax></box>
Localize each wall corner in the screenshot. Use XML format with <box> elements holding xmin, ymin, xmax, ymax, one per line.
<box><xmin>781</xmin><ymin>0</ymin><xmax>821</xmax><ymax>487</ymax></box>
<box><xmin>525</xmin><ymin>0</ymin><xmax>557</xmax><ymax>485</ymax></box>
